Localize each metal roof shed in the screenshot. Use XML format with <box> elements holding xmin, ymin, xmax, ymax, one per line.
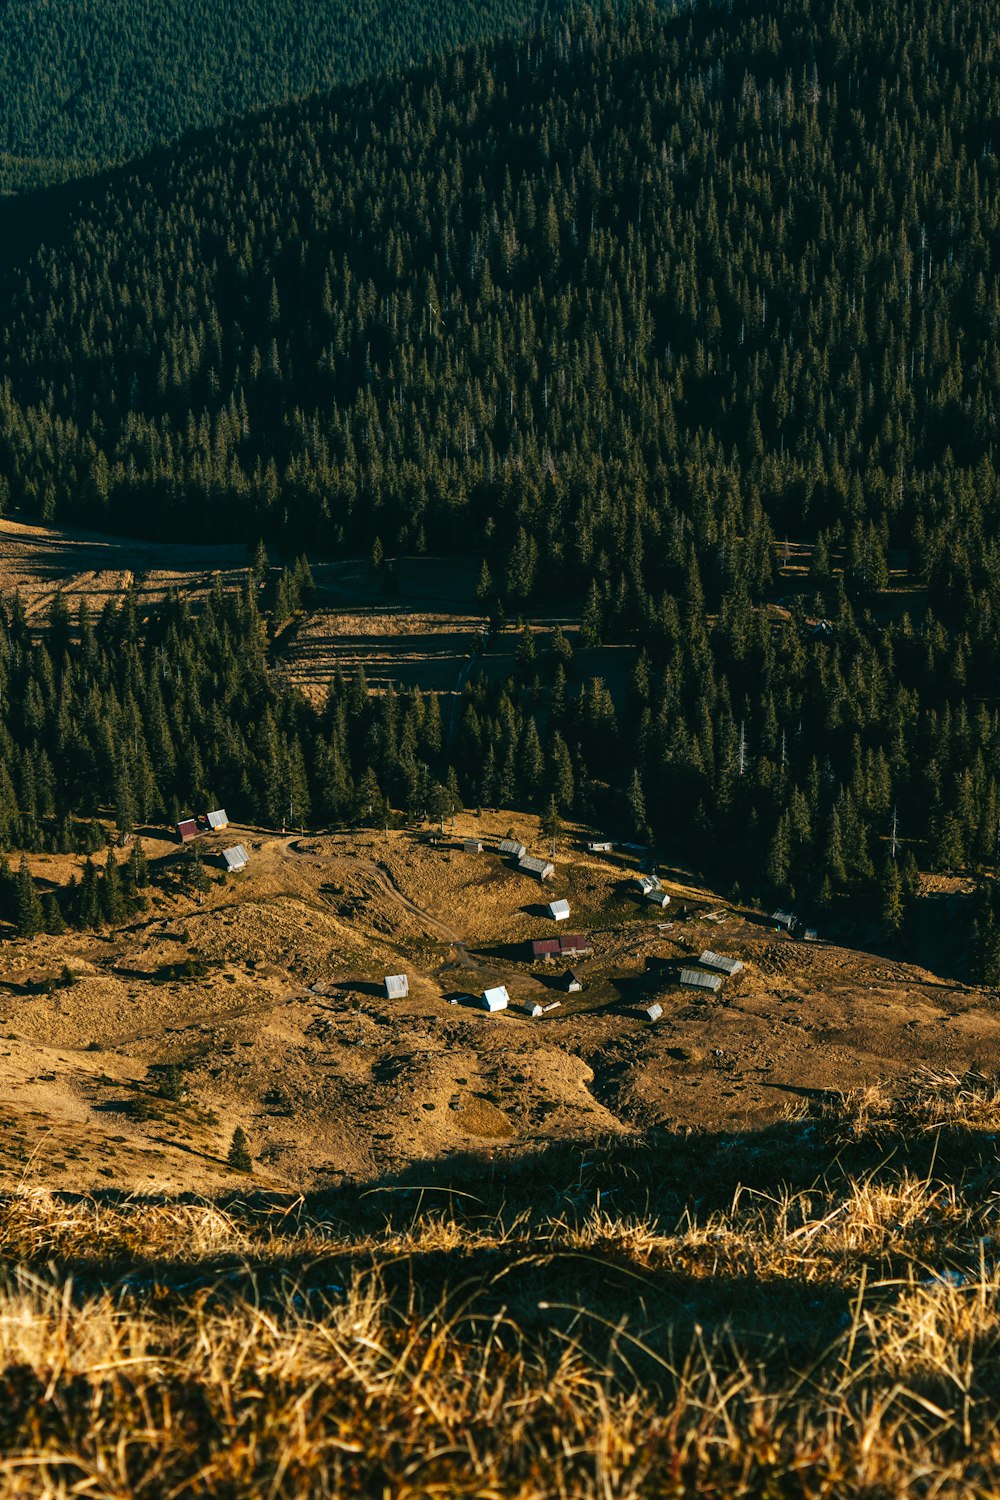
<box><xmin>222</xmin><ymin>844</ymin><xmax>249</xmax><ymax>872</ymax></box>
<box><xmin>548</xmin><ymin>898</ymin><xmax>570</xmax><ymax>921</ymax></box>
<box><xmin>680</xmin><ymin>968</ymin><xmax>723</xmax><ymax>994</ymax></box>
<box><xmin>498</xmin><ymin>839</ymin><xmax>527</xmax><ymax>859</ymax></box>
<box><xmin>772</xmin><ymin>910</ymin><xmax>797</xmax><ymax>929</ymax></box>
<box><xmin>562</xmin><ymin>970</ymin><xmax>583</xmax><ymax>992</ymax></box>
<box><xmin>646</xmin><ymin>1002</ymin><xmax>663</xmax><ymax>1022</ymax></box>
<box><xmin>699</xmin><ymin>950</ymin><xmax>744</xmax><ymax>976</ymax></box>
<box><xmin>481</xmin><ymin>986</ymin><xmax>510</xmax><ymax>1013</ymax></box>
<box><xmin>206</xmin><ymin>809</ymin><xmax>229</xmax><ymax>830</ymax></box>
<box><xmin>587</xmin><ymin>840</ymin><xmax>613</xmax><ymax>852</ymax></box>
<box><xmin>531</xmin><ymin>938</ymin><xmax>561</xmax><ymax>959</ymax></box>
<box><xmin>646</xmin><ymin>891</ymin><xmax>671</xmax><ymax>908</ymax></box>
<box><xmin>463</xmin><ymin>838</ymin><xmax>483</xmax><ymax>853</ymax></box>
<box><xmin>523</xmin><ymin>1001</ymin><xmax>544</xmax><ymax>1017</ymax></box>
<box><xmin>385</xmin><ymin>974</ymin><xmax>409</xmax><ymax>999</ymax></box>
<box><xmin>177</xmin><ymin>818</ymin><xmax>198</xmax><ymax>843</ymax></box>
<box><xmin>638</xmin><ymin>874</ymin><xmax>662</xmax><ymax>895</ymax></box>
<box><xmin>519</xmin><ymin>855</ymin><xmax>555</xmax><ymax>880</ymax></box>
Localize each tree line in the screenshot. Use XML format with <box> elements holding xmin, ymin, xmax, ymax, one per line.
<box><xmin>0</xmin><ymin>0</ymin><xmax>553</xmax><ymax>192</ymax></box>
<box><xmin>3</xmin><ymin>565</ymin><xmax>1000</xmax><ymax>977</ymax></box>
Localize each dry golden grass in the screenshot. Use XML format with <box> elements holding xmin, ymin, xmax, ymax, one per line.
<box><xmin>3</xmin><ymin>1071</ymin><xmax>1000</xmax><ymax>1496</ymax></box>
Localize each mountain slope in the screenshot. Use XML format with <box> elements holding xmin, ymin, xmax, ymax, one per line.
<box><xmin>0</xmin><ymin>0</ymin><xmax>552</xmax><ymax>192</ymax></box>
<box><xmin>0</xmin><ymin>0</ymin><xmax>996</xmax><ymax>576</ymax></box>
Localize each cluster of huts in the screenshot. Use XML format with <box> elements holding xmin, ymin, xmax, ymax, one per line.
<box><xmin>644</xmin><ymin>950</ymin><xmax>745</xmax><ymax>1020</ymax></box>
<box><xmin>376</xmin><ymin>835</ymin><xmax>749</xmax><ymax>1027</ymax></box>
<box><xmin>772</xmin><ymin>910</ymin><xmax>818</xmax><ymax>941</ymax></box>
<box><xmin>176</xmin><ymin>807</ymin><xmax>248</xmax><ymax>874</ymax></box>
<box><xmin>496</xmin><ymin>838</ymin><xmax>555</xmax><ymax>881</ymax></box>
<box><xmin>637</xmin><ymin>872</ymin><xmax>670</xmax><ymax>909</ymax></box>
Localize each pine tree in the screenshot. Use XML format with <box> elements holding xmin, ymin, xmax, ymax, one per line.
<box><xmin>15</xmin><ymin>858</ymin><xmax>44</xmax><ymax>937</ymax></box>
<box><xmin>78</xmin><ymin>859</ymin><xmax>101</xmax><ymax>928</ymax></box>
<box><xmin>227</xmin><ymin>1126</ymin><xmax>252</xmax><ymax>1172</ymax></box>
<box><xmin>100</xmin><ymin>850</ymin><xmax>125</xmax><ymax>924</ymax></box>
<box><xmin>42</xmin><ymin>892</ymin><xmax>66</xmax><ymax>935</ymax></box>
<box><xmin>880</xmin><ymin>857</ymin><xmax>904</xmax><ymax>938</ymax></box>
<box><xmin>627</xmin><ymin>768</ymin><xmax>647</xmax><ymax>840</ymax></box>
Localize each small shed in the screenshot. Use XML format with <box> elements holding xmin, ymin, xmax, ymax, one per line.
<box><xmin>680</xmin><ymin>968</ymin><xmax>723</xmax><ymax>994</ymax></box>
<box><xmin>561</xmin><ymin>970</ymin><xmax>583</xmax><ymax>993</ymax></box>
<box><xmin>177</xmin><ymin>818</ymin><xmax>198</xmax><ymax>843</ymax></box>
<box><xmin>499</xmin><ymin>839</ymin><xmax>527</xmax><ymax>859</ymax></box>
<box><xmin>803</xmin><ymin>927</ymin><xmax>819</xmax><ymax>942</ymax></box>
<box><xmin>222</xmin><ymin>844</ymin><xmax>249</xmax><ymax>872</ymax></box>
<box><xmin>645</xmin><ymin>1002</ymin><xmax>663</xmax><ymax>1022</ymax></box>
<box><xmin>587</xmin><ymin>840</ymin><xmax>613</xmax><ymax>853</ymax></box>
<box><xmin>699</xmin><ymin>950</ymin><xmax>744</xmax><ymax>976</ymax></box>
<box><xmin>206</xmin><ymin>808</ymin><xmax>229</xmax><ymax>831</ymax></box>
<box><xmin>638</xmin><ymin>874</ymin><xmax>662</xmax><ymax>895</ymax></box>
<box><xmin>531</xmin><ymin>937</ymin><xmax>561</xmax><ymax>959</ymax></box>
<box><xmin>481</xmin><ymin>986</ymin><xmax>510</xmax><ymax>1013</ymax></box>
<box><xmin>772</xmin><ymin>910</ymin><xmax>797</xmax><ymax>931</ymax></box>
<box><xmin>559</xmin><ymin>933</ymin><xmax>590</xmax><ymax>956</ymax></box>
<box><xmin>384</xmin><ymin>974</ymin><xmax>409</xmax><ymax>1000</ymax></box>
<box><xmin>463</xmin><ymin>838</ymin><xmax>483</xmax><ymax>853</ymax></box>
<box><xmin>646</xmin><ymin>891</ymin><xmax>671</xmax><ymax>908</ymax></box>
<box><xmin>519</xmin><ymin>855</ymin><xmax>555</xmax><ymax>881</ymax></box>
<box><xmin>548</xmin><ymin>898</ymin><xmax>571</xmax><ymax>922</ymax></box>
<box><xmin>523</xmin><ymin>1001</ymin><xmax>544</xmax><ymax>1017</ymax></box>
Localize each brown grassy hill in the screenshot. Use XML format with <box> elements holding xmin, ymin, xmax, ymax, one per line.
<box><xmin>2</xmin><ymin>1073</ymin><xmax>1000</xmax><ymax>1496</ymax></box>
<box><xmin>1</xmin><ymin>811</ymin><xmax>996</xmax><ymax>1197</ymax></box>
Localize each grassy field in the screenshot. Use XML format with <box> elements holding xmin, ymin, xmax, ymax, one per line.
<box><xmin>2</xmin><ymin>1071</ymin><xmax>999</xmax><ymax>1496</ymax></box>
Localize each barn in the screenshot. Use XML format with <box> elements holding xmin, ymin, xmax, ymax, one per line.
<box><xmin>530</xmin><ymin>938</ymin><xmax>561</xmax><ymax>960</ymax></box>
<box><xmin>177</xmin><ymin>818</ymin><xmax>198</xmax><ymax>843</ymax></box>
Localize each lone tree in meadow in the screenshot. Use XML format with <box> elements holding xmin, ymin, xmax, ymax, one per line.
<box><xmin>227</xmin><ymin>1126</ymin><xmax>252</xmax><ymax>1172</ymax></box>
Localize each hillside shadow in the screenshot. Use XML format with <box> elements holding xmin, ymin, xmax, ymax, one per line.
<box><xmin>17</xmin><ymin>1098</ymin><xmax>1000</xmax><ymax>1379</ymax></box>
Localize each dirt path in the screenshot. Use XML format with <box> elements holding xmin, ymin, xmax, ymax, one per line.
<box><xmin>331</xmin><ymin>853</ymin><xmax>463</xmax><ymax>944</ymax></box>
<box><xmin>279</xmin><ymin>837</ymin><xmax>463</xmax><ymax>944</ymax></box>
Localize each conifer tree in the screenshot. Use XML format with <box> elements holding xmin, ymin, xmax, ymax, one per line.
<box><xmin>227</xmin><ymin>1126</ymin><xmax>253</xmax><ymax>1172</ymax></box>
<box><xmin>15</xmin><ymin>858</ymin><xmax>44</xmax><ymax>937</ymax></box>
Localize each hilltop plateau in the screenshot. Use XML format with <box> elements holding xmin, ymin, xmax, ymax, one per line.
<box><xmin>1</xmin><ymin>810</ymin><xmax>994</xmax><ymax>1196</ymax></box>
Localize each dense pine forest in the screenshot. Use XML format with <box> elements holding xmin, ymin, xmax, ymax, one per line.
<box><xmin>0</xmin><ymin>0</ymin><xmax>999</xmax><ymax>961</ymax></box>
<box><xmin>0</xmin><ymin>0</ymin><xmax>553</xmax><ymax>192</ymax></box>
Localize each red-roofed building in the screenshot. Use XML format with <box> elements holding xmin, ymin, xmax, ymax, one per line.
<box><xmin>177</xmin><ymin>818</ymin><xmax>198</xmax><ymax>843</ymax></box>
<box><xmin>530</xmin><ymin>938</ymin><xmax>561</xmax><ymax>959</ymax></box>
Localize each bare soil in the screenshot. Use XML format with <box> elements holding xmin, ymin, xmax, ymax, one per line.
<box><xmin>1</xmin><ymin>811</ymin><xmax>997</xmax><ymax>1196</ymax></box>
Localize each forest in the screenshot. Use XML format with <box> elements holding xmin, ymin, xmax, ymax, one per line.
<box><xmin>0</xmin><ymin>0</ymin><xmax>554</xmax><ymax>192</ymax></box>
<box><xmin>0</xmin><ymin>0</ymin><xmax>998</xmax><ymax>961</ymax></box>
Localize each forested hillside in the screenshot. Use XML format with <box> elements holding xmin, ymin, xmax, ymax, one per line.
<box><xmin>0</xmin><ymin>0</ymin><xmax>997</xmax><ymax>573</ymax></box>
<box><xmin>0</xmin><ymin>0</ymin><xmax>551</xmax><ymax>192</ymax></box>
<box><xmin>0</xmin><ymin>0</ymin><xmax>999</xmax><ymax>941</ymax></box>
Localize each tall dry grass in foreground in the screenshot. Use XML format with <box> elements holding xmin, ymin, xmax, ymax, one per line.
<box><xmin>3</xmin><ymin>1072</ymin><xmax>1000</xmax><ymax>1497</ymax></box>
